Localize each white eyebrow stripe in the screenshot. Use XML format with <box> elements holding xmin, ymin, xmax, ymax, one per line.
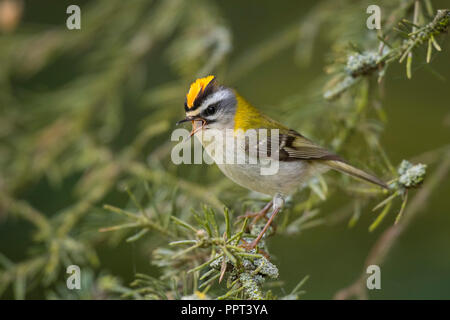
<box><xmin>186</xmin><ymin>89</ymin><xmax>233</xmax><ymax>118</ymax></box>
<box><xmin>198</xmin><ymin>90</ymin><xmax>232</xmax><ymax>112</ymax></box>
<box><xmin>186</xmin><ymin>109</ymin><xmax>201</xmax><ymax>117</ymax></box>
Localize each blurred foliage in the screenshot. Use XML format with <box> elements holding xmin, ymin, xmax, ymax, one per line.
<box><xmin>0</xmin><ymin>0</ymin><xmax>449</xmax><ymax>300</ymax></box>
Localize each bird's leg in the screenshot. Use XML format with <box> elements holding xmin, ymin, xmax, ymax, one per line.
<box><xmin>238</xmin><ymin>200</ymin><xmax>273</xmax><ymax>224</ymax></box>
<box><xmin>239</xmin><ymin>239</ymin><xmax>271</xmax><ymax>259</ymax></box>
<box><xmin>240</xmin><ymin>194</ymin><xmax>285</xmax><ymax>251</ymax></box>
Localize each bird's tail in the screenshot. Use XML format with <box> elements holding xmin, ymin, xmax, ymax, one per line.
<box><xmin>323</xmin><ymin>160</ymin><xmax>389</xmax><ymax>190</ymax></box>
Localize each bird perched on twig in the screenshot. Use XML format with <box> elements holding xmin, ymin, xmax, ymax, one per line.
<box><xmin>177</xmin><ymin>75</ymin><xmax>388</xmax><ymax>251</ymax></box>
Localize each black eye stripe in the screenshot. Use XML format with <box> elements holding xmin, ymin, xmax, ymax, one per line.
<box><xmin>202</xmin><ymin>102</ymin><xmax>219</xmax><ymax>117</ymax></box>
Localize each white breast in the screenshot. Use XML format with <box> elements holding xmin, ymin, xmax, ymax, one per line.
<box><xmin>195</xmin><ymin>129</ymin><xmax>319</xmax><ymax>196</ymax></box>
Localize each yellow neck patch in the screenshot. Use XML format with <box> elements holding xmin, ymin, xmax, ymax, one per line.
<box><xmin>233</xmin><ymin>92</ymin><xmax>289</xmax><ymax>132</ymax></box>
<box><xmin>186</xmin><ymin>75</ymin><xmax>215</xmax><ymax>108</ymax></box>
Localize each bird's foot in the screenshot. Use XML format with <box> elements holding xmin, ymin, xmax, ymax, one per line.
<box><xmin>238</xmin><ymin>240</ymin><xmax>270</xmax><ymax>259</ymax></box>
<box><xmin>237</xmin><ymin>201</ymin><xmax>273</xmax><ymax>225</ymax></box>
<box><xmin>237</xmin><ymin>210</ymin><xmax>268</xmax><ymax>223</ymax></box>
<box><xmin>239</xmin><ymin>240</ymin><xmax>257</xmax><ymax>251</ymax></box>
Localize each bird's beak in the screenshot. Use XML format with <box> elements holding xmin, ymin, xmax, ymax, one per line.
<box><xmin>176</xmin><ymin>116</ymin><xmax>206</xmax><ymax>126</ymax></box>
<box><xmin>176</xmin><ymin>117</ymin><xmax>194</xmax><ymax>125</ymax></box>
<box><xmin>176</xmin><ymin>116</ymin><xmax>207</xmax><ymax>138</ymax></box>
<box><xmin>176</xmin><ymin>116</ymin><xmax>207</xmax><ymax>126</ymax></box>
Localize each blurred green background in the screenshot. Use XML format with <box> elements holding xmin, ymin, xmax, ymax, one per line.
<box><xmin>0</xmin><ymin>0</ymin><xmax>449</xmax><ymax>299</ymax></box>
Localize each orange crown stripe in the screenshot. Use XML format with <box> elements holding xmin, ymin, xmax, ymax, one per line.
<box><xmin>186</xmin><ymin>75</ymin><xmax>215</xmax><ymax>108</ymax></box>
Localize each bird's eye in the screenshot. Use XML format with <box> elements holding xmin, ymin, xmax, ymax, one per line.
<box><xmin>204</xmin><ymin>104</ymin><xmax>217</xmax><ymax>116</ymax></box>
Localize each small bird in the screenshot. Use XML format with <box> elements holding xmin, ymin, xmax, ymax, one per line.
<box><xmin>177</xmin><ymin>75</ymin><xmax>388</xmax><ymax>251</ymax></box>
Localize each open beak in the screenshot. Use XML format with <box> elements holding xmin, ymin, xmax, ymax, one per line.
<box><xmin>176</xmin><ymin>116</ymin><xmax>207</xmax><ymax>138</ymax></box>
<box><xmin>176</xmin><ymin>116</ymin><xmax>195</xmax><ymax>125</ymax></box>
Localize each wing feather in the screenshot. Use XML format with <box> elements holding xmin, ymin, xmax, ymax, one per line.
<box><xmin>236</xmin><ymin>106</ymin><xmax>388</xmax><ymax>189</ymax></box>
<box><xmin>279</xmin><ymin>130</ymin><xmax>342</xmax><ymax>161</ymax></box>
<box><xmin>277</xmin><ymin>130</ymin><xmax>388</xmax><ymax>189</ymax></box>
